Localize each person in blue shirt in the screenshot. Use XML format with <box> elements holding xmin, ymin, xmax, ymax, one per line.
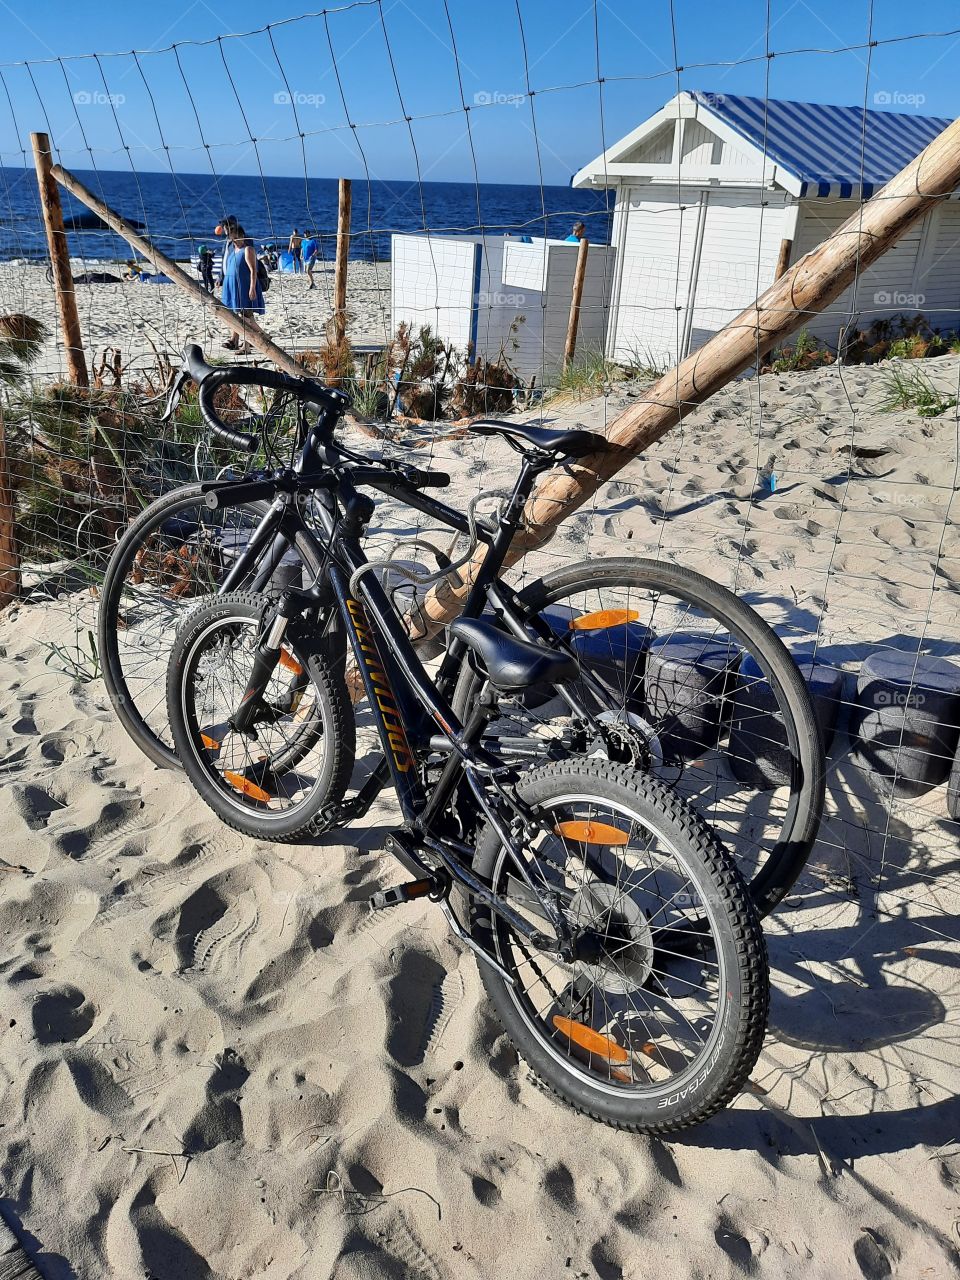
<box><xmin>217</xmin><ymin>217</ymin><xmax>264</xmax><ymax>351</ymax></box>
<box><xmin>564</xmin><ymin>220</ymin><xmax>586</xmax><ymax>243</ymax></box>
<box><xmin>303</xmin><ymin>233</ymin><xmax>322</xmax><ymax>289</ymax></box>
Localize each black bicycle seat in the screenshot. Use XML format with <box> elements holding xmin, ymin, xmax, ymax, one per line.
<box><xmin>450</xmin><ymin>617</ymin><xmax>578</xmax><ymax>692</ymax></box>
<box><xmin>469</xmin><ymin>420</ymin><xmax>600</xmax><ymax>459</ymax></box>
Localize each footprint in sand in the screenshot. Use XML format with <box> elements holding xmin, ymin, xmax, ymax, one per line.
<box><xmin>386</xmin><ymin>947</ymin><xmax>447</xmax><ymax>1068</ymax></box>
<box><xmin>853</xmin><ymin>1227</ymin><xmax>898</xmax><ymax>1279</ymax></box>
<box><xmin>31</xmin><ymin>985</ymin><xmax>96</xmax><ymax>1044</ymax></box>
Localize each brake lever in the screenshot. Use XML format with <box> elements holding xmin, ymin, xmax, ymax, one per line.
<box><xmin>159</xmin><ymin>369</ymin><xmax>191</xmax><ymax>424</ymax></box>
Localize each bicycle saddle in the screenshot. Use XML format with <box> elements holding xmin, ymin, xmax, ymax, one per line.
<box><xmin>450</xmin><ymin>617</ymin><xmax>578</xmax><ymax>692</ymax></box>
<box><xmin>469</xmin><ymin>420</ymin><xmax>600</xmax><ymax>459</ymax></box>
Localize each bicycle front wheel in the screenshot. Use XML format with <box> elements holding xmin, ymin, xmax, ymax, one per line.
<box><xmin>470</xmin><ymin>759</ymin><xmax>768</xmax><ymax>1133</ymax></box>
<box><xmin>166</xmin><ymin>592</ymin><xmax>355</xmax><ymax>841</ymax></box>
<box><xmin>452</xmin><ymin>558</ymin><xmax>825</xmax><ymax>916</ymax></box>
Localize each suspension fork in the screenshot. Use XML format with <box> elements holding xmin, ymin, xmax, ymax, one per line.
<box><xmin>230</xmin><ymin>595</ymin><xmax>300</xmax><ymax>733</ymax></box>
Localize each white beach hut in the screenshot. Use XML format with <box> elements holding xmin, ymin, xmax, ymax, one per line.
<box><xmin>390</xmin><ymin>233</ymin><xmax>616</xmax><ymax>383</ymax></box>
<box><xmin>572</xmin><ymin>91</ymin><xmax>956</xmax><ymax>365</ymax></box>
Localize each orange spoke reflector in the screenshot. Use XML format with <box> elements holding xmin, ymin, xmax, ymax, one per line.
<box><xmin>554</xmin><ymin>820</ymin><xmax>630</xmax><ymax>846</ymax></box>
<box><xmin>552</xmin><ymin>1016</ymin><xmax>629</xmax><ymax>1064</ymax></box>
<box><xmin>569</xmin><ymin>608</ymin><xmax>639</xmax><ymax>632</ymax></box>
<box><xmin>279</xmin><ymin>648</ymin><xmax>303</xmax><ymax>676</ymax></box>
<box><xmin>223</xmin><ymin>771</ymin><xmax>271</xmax><ymax>803</ymax></box>
<box><xmin>200</xmin><ymin>733</ymin><xmax>220</xmax><ymax>751</ymax></box>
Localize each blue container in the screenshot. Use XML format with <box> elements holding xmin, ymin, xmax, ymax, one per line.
<box><xmin>645</xmin><ymin>632</ymin><xmax>742</xmax><ymax>760</ymax></box>
<box><xmin>728</xmin><ymin>653</ymin><xmax>842</xmax><ymax>790</ymax></box>
<box><xmin>521</xmin><ymin>607</ymin><xmax>652</xmax><ymax>711</ymax></box>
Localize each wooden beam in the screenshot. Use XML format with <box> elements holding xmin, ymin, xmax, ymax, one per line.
<box><xmin>412</xmin><ymin>112</ymin><xmax>960</xmax><ymax>638</ymax></box>
<box><xmin>774</xmin><ymin>236</ymin><xmax>793</xmax><ymax>281</ymax></box>
<box><xmin>563</xmin><ymin>237</ymin><xmax>590</xmax><ymax>368</ymax></box>
<box><xmin>49</xmin><ymin>160</ymin><xmax>306</xmax><ymax>380</ymax></box>
<box><xmin>30</xmin><ymin>133</ymin><xmax>88</xmax><ymax>386</ymax></box>
<box><xmin>334</xmin><ymin>178</ymin><xmax>352</xmax><ymax>348</ymax></box>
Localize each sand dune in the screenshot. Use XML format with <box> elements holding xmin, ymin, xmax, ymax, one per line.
<box><xmin>2</xmin><ymin>352</ymin><xmax>960</xmax><ymax>1276</ymax></box>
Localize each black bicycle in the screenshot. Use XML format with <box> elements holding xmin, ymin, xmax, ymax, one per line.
<box><xmin>154</xmin><ymin>362</ymin><xmax>768</xmax><ymax>1132</ymax></box>
<box><xmin>97</xmin><ymin>346</ymin><xmax>824</xmax><ymax>919</ymax></box>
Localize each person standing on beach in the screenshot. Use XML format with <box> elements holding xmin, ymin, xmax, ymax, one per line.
<box><xmin>217</xmin><ymin>219</ymin><xmax>264</xmax><ymax>352</ymax></box>
<box><xmin>197</xmin><ymin>244</ymin><xmax>214</xmax><ymax>292</ymax></box>
<box><xmin>289</xmin><ymin>228</ymin><xmax>303</xmax><ymax>266</ymax></box>
<box><xmin>564</xmin><ymin>220</ymin><xmax>586</xmax><ymax>243</ymax></box>
<box><xmin>302</xmin><ymin>232</ymin><xmax>321</xmax><ymax>289</ymax></box>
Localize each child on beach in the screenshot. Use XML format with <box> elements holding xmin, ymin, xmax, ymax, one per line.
<box><xmin>303</xmin><ymin>233</ymin><xmax>322</xmax><ymax>289</ymax></box>
<box><xmin>216</xmin><ymin>218</ymin><xmax>264</xmax><ymax>352</ymax></box>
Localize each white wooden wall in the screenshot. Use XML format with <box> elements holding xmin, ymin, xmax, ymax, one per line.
<box><xmin>391</xmin><ymin>235</ymin><xmax>480</xmax><ymax>349</ymax></box>
<box><xmin>608</xmin><ymin>185</ymin><xmax>788</xmax><ymax>366</ymax></box>
<box><xmin>391</xmin><ymin>234</ymin><xmax>615</xmax><ymax>383</ymax></box>
<box><xmin>793</xmin><ymin>200</ymin><xmax>960</xmax><ymax>346</ymax></box>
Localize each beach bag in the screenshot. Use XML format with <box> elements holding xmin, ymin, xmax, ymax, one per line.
<box><xmin>256</xmin><ymin>257</ymin><xmax>271</xmax><ymax>292</ymax></box>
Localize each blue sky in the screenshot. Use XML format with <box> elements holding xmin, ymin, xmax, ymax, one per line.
<box><xmin>1</xmin><ymin>0</ymin><xmax>958</xmax><ymax>185</ymax></box>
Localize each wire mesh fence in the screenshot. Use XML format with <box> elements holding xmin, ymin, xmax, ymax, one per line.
<box><xmin>1</xmin><ymin>0</ymin><xmax>960</xmax><ymax>1149</ymax></box>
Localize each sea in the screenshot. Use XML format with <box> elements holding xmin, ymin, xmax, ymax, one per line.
<box><xmin>0</xmin><ymin>168</ymin><xmax>612</xmax><ymax>263</ymax></box>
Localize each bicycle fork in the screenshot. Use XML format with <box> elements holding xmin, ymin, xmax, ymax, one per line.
<box><xmin>230</xmin><ymin>599</ymin><xmax>299</xmax><ymax>733</ymax></box>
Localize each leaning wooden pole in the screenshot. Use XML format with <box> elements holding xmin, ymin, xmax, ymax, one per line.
<box><xmin>413</xmin><ymin>113</ymin><xmax>960</xmax><ymax>637</ymax></box>
<box><xmin>563</xmin><ymin>236</ymin><xmax>590</xmax><ymax>367</ymax></box>
<box><xmin>333</xmin><ymin>178</ymin><xmax>352</xmax><ymax>347</ymax></box>
<box><xmin>30</xmin><ymin>133</ymin><xmax>88</xmax><ymax>387</ymax></box>
<box><xmin>48</xmin><ymin>159</ymin><xmax>306</xmax><ymax>380</ymax></box>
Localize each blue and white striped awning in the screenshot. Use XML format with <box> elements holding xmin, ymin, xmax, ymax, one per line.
<box><xmin>692</xmin><ymin>91</ymin><xmax>952</xmax><ymax>198</ymax></box>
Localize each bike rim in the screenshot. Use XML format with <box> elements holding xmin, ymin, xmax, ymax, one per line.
<box><xmin>491</xmin><ymin>792</ymin><xmax>729</xmax><ymax>1101</ymax></box>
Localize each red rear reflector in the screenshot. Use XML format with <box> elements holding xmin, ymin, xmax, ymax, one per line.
<box><xmin>555</xmin><ymin>820</ymin><xmax>630</xmax><ymax>847</ymax></box>
<box><xmin>569</xmin><ymin>609</ymin><xmax>639</xmax><ymax>631</ymax></box>
<box><xmin>279</xmin><ymin>648</ymin><xmax>303</xmax><ymax>676</ymax></box>
<box><xmin>223</xmin><ymin>771</ymin><xmax>271</xmax><ymax>803</ymax></box>
<box><xmin>552</xmin><ymin>1016</ymin><xmax>629</xmax><ymax>1063</ymax></box>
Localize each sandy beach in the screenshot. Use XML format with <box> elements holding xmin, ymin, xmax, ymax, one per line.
<box><xmin>0</xmin><ymin>259</ymin><xmax>394</xmax><ymax>380</ymax></box>
<box><xmin>1</xmin><ymin>339</ymin><xmax>959</xmax><ymax>1277</ymax></box>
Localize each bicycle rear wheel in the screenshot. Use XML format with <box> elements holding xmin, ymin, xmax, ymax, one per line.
<box><xmin>470</xmin><ymin>759</ymin><xmax>768</xmax><ymax>1132</ymax></box>
<box><xmin>452</xmin><ymin>558</ymin><xmax>825</xmax><ymax>916</ymax></box>
<box><xmin>97</xmin><ymin>482</ymin><xmax>339</xmax><ymax>770</ymax></box>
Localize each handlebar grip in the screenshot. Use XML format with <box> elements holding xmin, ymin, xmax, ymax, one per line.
<box><xmin>198</xmin><ymin>373</ymin><xmax>260</xmax><ymax>454</ymax></box>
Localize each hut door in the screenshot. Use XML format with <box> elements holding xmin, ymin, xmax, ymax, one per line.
<box><xmin>609</xmin><ymin>186</ymin><xmax>702</xmax><ymax>368</ymax></box>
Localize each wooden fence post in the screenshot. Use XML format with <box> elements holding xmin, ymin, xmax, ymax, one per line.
<box><xmin>30</xmin><ymin>132</ymin><xmax>88</xmax><ymax>387</ymax></box>
<box><xmin>411</xmin><ymin>112</ymin><xmax>960</xmax><ymax>638</ymax></box>
<box><xmin>334</xmin><ymin>178</ymin><xmax>352</xmax><ymax>348</ymax></box>
<box><xmin>48</xmin><ymin>157</ymin><xmax>306</xmax><ymax>379</ymax></box>
<box><xmin>0</xmin><ymin>418</ymin><xmax>17</xmax><ymax>607</ymax></box>
<box><xmin>563</xmin><ymin>236</ymin><xmax>590</xmax><ymax>368</ymax></box>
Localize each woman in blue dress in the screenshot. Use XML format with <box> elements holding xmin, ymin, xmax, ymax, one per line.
<box><xmin>218</xmin><ymin>220</ymin><xmax>264</xmax><ymax>352</ymax></box>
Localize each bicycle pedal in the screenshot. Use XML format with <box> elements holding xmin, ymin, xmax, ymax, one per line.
<box><xmin>369</xmin><ymin>878</ymin><xmax>438</xmax><ymax>912</ymax></box>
